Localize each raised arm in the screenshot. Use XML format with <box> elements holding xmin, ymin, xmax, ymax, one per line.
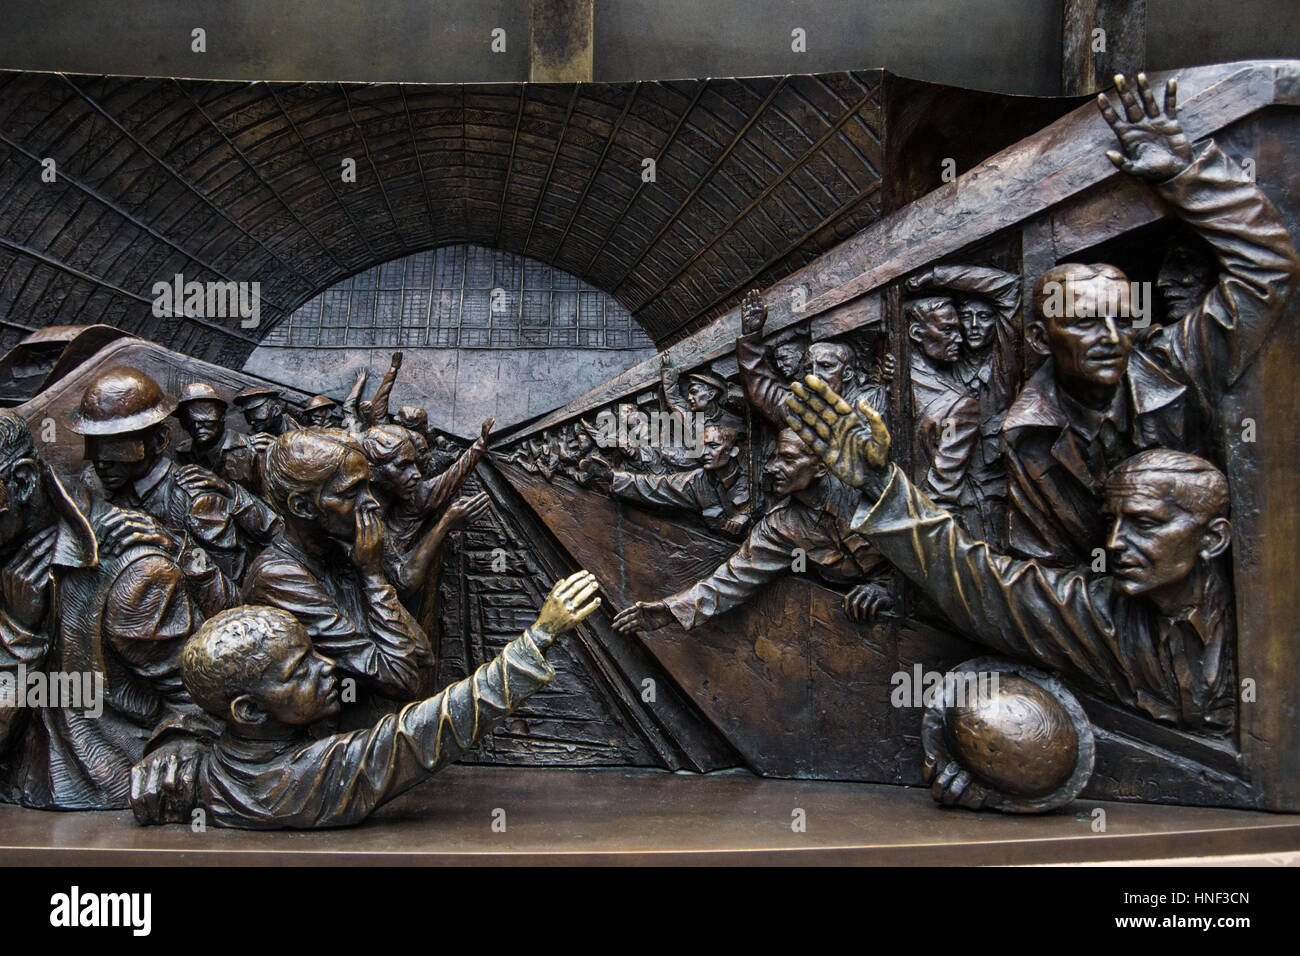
<box><xmin>1099</xmin><ymin>72</ymin><xmax>1300</xmax><ymax>392</ymax></box>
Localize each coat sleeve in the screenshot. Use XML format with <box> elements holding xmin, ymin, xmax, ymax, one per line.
<box><xmin>736</xmin><ymin>331</ymin><xmax>789</xmax><ymax>425</ymax></box>
<box><xmin>1151</xmin><ymin>141</ymin><xmax>1300</xmax><ymax>399</ymax></box>
<box><xmin>851</xmin><ymin>464</ymin><xmax>1136</xmax><ymax>699</ymax></box>
<box><xmin>661</xmin><ymin>510</ymin><xmax>800</xmax><ymax>629</ymax></box>
<box><xmin>210</xmin><ymin>629</ymin><xmax>555</xmax><ymax>829</ymax></box>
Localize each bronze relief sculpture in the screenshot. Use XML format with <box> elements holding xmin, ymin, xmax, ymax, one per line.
<box><xmin>0</xmin><ymin>59</ymin><xmax>1297</xmax><ymax>836</ymax></box>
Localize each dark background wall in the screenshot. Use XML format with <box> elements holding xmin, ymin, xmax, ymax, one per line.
<box><xmin>1</xmin><ymin>0</ymin><xmax>1298</xmax><ymax>95</ymax></box>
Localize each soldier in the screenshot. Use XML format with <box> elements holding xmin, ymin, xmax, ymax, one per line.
<box><xmin>234</xmin><ymin>384</ymin><xmax>302</xmax><ymax>453</ymax></box>
<box><xmin>1003</xmin><ymin>73</ymin><xmax>1300</xmax><ymax>566</ymax></box>
<box><xmin>302</xmin><ymin>395</ymin><xmax>341</xmax><ymax>428</ymax></box>
<box><xmin>784</xmin><ymin>374</ymin><xmax>1238</xmax><ymax>745</ymax></box>
<box><xmin>241</xmin><ymin>428</ymin><xmax>432</xmax><ymax>721</ymax></box>
<box><xmin>174</xmin><ymin>382</ymin><xmax>261</xmax><ymax>494</ymax></box>
<box><xmin>605</xmin><ymin>423</ymin><xmax>753</xmax><ymax>538</ymax></box>
<box><xmin>612</xmin><ymin>427</ymin><xmax>893</xmax><ymax>634</ymax></box>
<box><xmin>70</xmin><ymin>367</ymin><xmax>280</xmax><ymax>610</ymax></box>
<box><xmin>0</xmin><ymin>411</ymin><xmax>216</xmax><ymax>814</ymax></box>
<box><xmin>736</xmin><ymin>288</ymin><xmax>889</xmax><ymax>427</ymax></box>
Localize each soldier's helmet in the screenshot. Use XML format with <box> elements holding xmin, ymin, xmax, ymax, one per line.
<box><xmin>304</xmin><ymin>395</ymin><xmax>339</xmax><ymax>413</ymax></box>
<box><xmin>69</xmin><ymin>366</ymin><xmax>178</xmax><ymax>436</ymax></box>
<box><xmin>177</xmin><ymin>382</ymin><xmax>228</xmax><ymax>411</ymax></box>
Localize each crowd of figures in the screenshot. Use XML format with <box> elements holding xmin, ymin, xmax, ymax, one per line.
<box><xmin>0</xmin><ymin>349</ymin><xmax>602</xmax><ymax>828</ymax></box>
<box><xmin>0</xmin><ymin>73</ymin><xmax>1297</xmax><ymax>825</ymax></box>
<box><xmin>503</xmin><ymin>75</ymin><xmax>1300</xmax><ymax>808</ymax></box>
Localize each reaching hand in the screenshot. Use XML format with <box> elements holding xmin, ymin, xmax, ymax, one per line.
<box><xmin>783</xmin><ymin>375</ymin><xmax>891</xmax><ymax>490</ymax></box>
<box><xmin>740</xmin><ymin>288</ymin><xmax>767</xmax><ymax>335</ymax></box>
<box><xmin>1097</xmin><ymin>72</ymin><xmax>1192</xmax><ymax>182</ymax></box>
<box><xmin>533</xmin><ymin>570</ymin><xmax>602</xmax><ymax>646</ymax></box>
<box><xmin>444</xmin><ymin>492</ymin><xmax>491</xmax><ymax>531</ymax></box>
<box><xmin>612</xmin><ymin>600</ymin><xmax>673</xmax><ymax>635</ymax></box>
<box><xmin>390</xmin><ymin>351</ymin><xmax>403</xmax><ymax>371</ymax></box>
<box><xmin>480</xmin><ymin>417</ymin><xmax>496</xmax><ymax>442</ymax></box>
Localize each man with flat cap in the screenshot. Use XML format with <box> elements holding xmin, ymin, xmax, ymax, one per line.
<box><xmin>71</xmin><ymin>367</ymin><xmax>279</xmax><ymax>610</ymax></box>
<box><xmin>175</xmin><ymin>382</ymin><xmax>261</xmax><ymax>495</ymax></box>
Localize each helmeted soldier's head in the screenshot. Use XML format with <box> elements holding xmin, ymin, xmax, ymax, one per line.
<box><xmin>70</xmin><ymin>367</ymin><xmax>176</xmax><ymax>496</ymax></box>
<box><xmin>303</xmin><ymin>395</ymin><xmax>340</xmax><ymax>428</ymax></box>
<box><xmin>798</xmin><ymin>342</ymin><xmax>858</xmax><ymax>394</ymax></box>
<box><xmin>1031</xmin><ymin>263</ymin><xmax>1137</xmax><ymax>394</ymax></box>
<box><xmin>360</xmin><ymin>425</ymin><xmax>422</xmax><ymax>504</ymax></box>
<box><xmin>263</xmin><ymin>428</ymin><xmax>379</xmax><ymax>544</ymax></box>
<box><xmin>235</xmin><ymin>386</ymin><xmax>287</xmax><ymax>434</ymax></box>
<box><xmin>764</xmin><ymin>428</ymin><xmax>826</xmax><ymax>497</ymax></box>
<box><xmin>176</xmin><ymin>383</ymin><xmax>228</xmax><ymax>451</ymax></box>
<box><xmin>905</xmin><ymin>296</ymin><xmax>962</xmax><ymax>366</ymax></box>
<box><xmin>1103</xmin><ymin>449</ymin><xmax>1231</xmax><ymax>603</ymax></box>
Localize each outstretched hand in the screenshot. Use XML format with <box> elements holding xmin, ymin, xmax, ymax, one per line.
<box><xmin>533</xmin><ymin>570</ymin><xmax>602</xmax><ymax>646</ymax></box>
<box><xmin>612</xmin><ymin>600</ymin><xmax>673</xmax><ymax>636</ymax></box>
<box><xmin>782</xmin><ymin>375</ymin><xmax>891</xmax><ymax>491</ymax></box>
<box><xmin>740</xmin><ymin>288</ymin><xmax>767</xmax><ymax>335</ymax></box>
<box><xmin>1096</xmin><ymin>72</ymin><xmax>1192</xmax><ymax>182</ymax></box>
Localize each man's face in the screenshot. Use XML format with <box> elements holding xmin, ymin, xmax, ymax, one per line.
<box><xmin>181</xmin><ymin>401</ymin><xmax>225</xmax><ymax>447</ymax></box>
<box><xmin>372</xmin><ymin>441</ymin><xmax>421</xmax><ymax>503</ymax></box>
<box><xmin>1156</xmin><ymin>249</ymin><xmax>1213</xmax><ymax>319</ymax></box>
<box><xmin>243</xmin><ymin>400</ymin><xmax>283</xmax><ymax>434</ymax></box>
<box><xmin>314</xmin><ymin>450</ymin><xmax>380</xmax><ymax>542</ymax></box>
<box><xmin>957</xmin><ymin>299</ymin><xmax>997</xmax><ymax>352</ymax></box>
<box><xmin>1104</xmin><ymin>484</ymin><xmax>1206</xmax><ymax>597</ymax></box>
<box><xmin>244</xmin><ymin>625</ymin><xmax>340</xmax><ymax>726</ymax></box>
<box><xmin>699</xmin><ymin>428</ymin><xmax>737</xmax><ymax>471</ymax></box>
<box><xmin>805</xmin><ymin>344</ymin><xmax>852</xmax><ymax>393</ymax></box>
<box><xmin>911</xmin><ymin>302</ymin><xmax>962</xmax><ymax>365</ymax></box>
<box><xmin>305</xmin><ymin>407</ymin><xmax>334</xmax><ymax>427</ymax></box>
<box><xmin>773</xmin><ymin>344</ymin><xmax>805</xmax><ymax>380</ymax></box>
<box><xmin>1044</xmin><ymin>278</ymin><xmax>1136</xmax><ymax>390</ymax></box>
<box><xmin>88</xmin><ymin>434</ymin><xmax>154</xmax><ymax>496</ymax></box>
<box><xmin>686</xmin><ymin>380</ymin><xmax>721</xmax><ymax>412</ymax></box>
<box><xmin>764</xmin><ymin>432</ymin><xmax>822</xmax><ymax>496</ymax></box>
